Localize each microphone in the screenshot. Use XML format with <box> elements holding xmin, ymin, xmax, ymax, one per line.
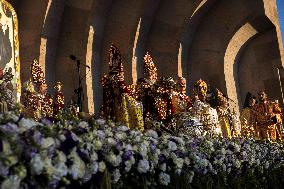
<box><xmin>70</xmin><ymin>55</ymin><xmax>90</xmax><ymax>69</ymax></box>
<box><xmin>70</xmin><ymin>55</ymin><xmax>77</xmax><ymax>61</ymax></box>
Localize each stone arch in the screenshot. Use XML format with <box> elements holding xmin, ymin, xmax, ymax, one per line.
<box><xmin>15</xmin><ymin>0</ymin><xmax>49</xmax><ymax>82</ymax></box>
<box><xmin>39</xmin><ymin>0</ymin><xmax>65</xmax><ymax>89</ymax></box>
<box><xmin>187</xmin><ymin>0</ymin><xmax>267</xmax><ymax>95</ymax></box>
<box><xmin>180</xmin><ymin>0</ymin><xmax>217</xmax><ymax>92</ymax></box>
<box><xmin>93</xmin><ymin>0</ymin><xmax>160</xmax><ymax>114</ymax></box>
<box><xmin>100</xmin><ymin>0</ymin><xmax>149</xmax><ymax>84</ymax></box>
<box><xmin>145</xmin><ymin>0</ymin><xmax>201</xmax><ymax>78</ymax></box>
<box><xmin>224</xmin><ymin>15</ymin><xmax>279</xmax><ymax>113</ymax></box>
<box><xmin>238</xmin><ymin>28</ymin><xmax>283</xmax><ymax>107</ymax></box>
<box><xmin>224</xmin><ymin>23</ymin><xmax>258</xmax><ymax>113</ymax></box>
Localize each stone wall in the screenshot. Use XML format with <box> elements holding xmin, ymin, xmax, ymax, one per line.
<box><xmin>5</xmin><ymin>0</ymin><xmax>284</xmax><ymax>114</ymax></box>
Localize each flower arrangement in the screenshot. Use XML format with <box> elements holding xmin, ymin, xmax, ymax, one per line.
<box><xmin>1</xmin><ymin>111</ymin><xmax>284</xmax><ymax>189</ymax></box>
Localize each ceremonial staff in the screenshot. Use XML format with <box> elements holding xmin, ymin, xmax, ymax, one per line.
<box><xmin>276</xmin><ymin>67</ymin><xmax>284</xmax><ymax>106</ymax></box>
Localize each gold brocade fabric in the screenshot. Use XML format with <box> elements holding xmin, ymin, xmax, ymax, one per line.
<box><xmin>219</xmin><ymin>116</ymin><xmax>231</xmax><ymax>139</ymax></box>
<box><xmin>115</xmin><ymin>93</ymin><xmax>144</xmax><ymax>131</ymax></box>
<box><xmin>171</xmin><ymin>92</ymin><xmax>191</xmax><ymax>115</ymax></box>
<box><xmin>240</xmin><ymin>108</ymin><xmax>256</xmax><ymax>137</ymax></box>
<box><xmin>254</xmin><ymin>101</ymin><xmax>282</xmax><ymax>141</ymax></box>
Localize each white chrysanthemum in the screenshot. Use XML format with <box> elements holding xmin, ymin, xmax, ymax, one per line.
<box><xmin>115</xmin><ymin>132</ymin><xmax>126</xmax><ymax>140</ymax></box>
<box><xmin>41</xmin><ymin>137</ymin><xmax>55</xmax><ymax>149</ymax></box>
<box><xmin>159</xmin><ymin>172</ymin><xmax>171</xmax><ymax>186</ymax></box>
<box><xmin>107</xmin><ymin>153</ymin><xmax>122</xmax><ymax>167</ymax></box>
<box><xmin>117</xmin><ymin>125</ymin><xmax>129</xmax><ymax>132</ymax></box>
<box><xmin>94</xmin><ymin>140</ymin><xmax>103</xmax><ymax>150</ymax></box>
<box><xmin>18</xmin><ymin>118</ymin><xmax>38</xmax><ymax>131</ymax></box>
<box><xmin>168</xmin><ymin>141</ymin><xmax>177</xmax><ymax>151</ymax></box>
<box><xmin>174</xmin><ymin>158</ymin><xmax>184</xmax><ymax>169</ymax></box>
<box><xmin>159</xmin><ymin>163</ymin><xmax>166</xmax><ymax>172</ymax></box>
<box><xmin>137</xmin><ymin>159</ymin><xmax>150</xmax><ymax>173</ymax></box>
<box><xmin>30</xmin><ymin>154</ymin><xmax>44</xmax><ymax>175</ymax></box>
<box><xmin>91</xmin><ymin>152</ymin><xmax>98</xmax><ymax>161</ymax></box>
<box><xmin>139</xmin><ymin>144</ymin><xmax>148</xmax><ymax>158</ymax></box>
<box><xmin>184</xmin><ymin>157</ymin><xmax>191</xmax><ymax>166</ymax></box>
<box><xmin>264</xmin><ymin>161</ymin><xmax>270</xmax><ymax>169</ymax></box>
<box><xmin>125</xmin><ymin>144</ymin><xmax>133</xmax><ymax>151</ymax></box>
<box><xmin>59</xmin><ymin>134</ymin><xmax>66</xmax><ymax>142</ymax></box>
<box><xmin>233</xmin><ymin>160</ymin><xmax>241</xmax><ymax>169</ymax></box>
<box><xmin>105</xmin><ymin>129</ymin><xmax>114</xmax><ymax>137</ymax></box>
<box><xmin>96</xmin><ymin>119</ymin><xmax>106</xmax><ymax>125</ymax></box>
<box><xmin>130</xmin><ymin>156</ymin><xmax>136</xmax><ymax>164</ymax></box>
<box><xmin>200</xmin><ymin>159</ymin><xmax>209</xmax><ymax>168</ymax></box>
<box><xmin>112</xmin><ymin>169</ymin><xmax>121</xmax><ymax>183</ymax></box>
<box><xmin>78</xmin><ymin>121</ymin><xmax>89</xmax><ymax>128</ymax></box>
<box><xmin>124</xmin><ymin>161</ymin><xmax>132</xmax><ymax>172</ymax></box>
<box><xmin>107</xmin><ymin>137</ymin><xmax>116</xmax><ymax>146</ymax></box>
<box><xmin>54</xmin><ymin>162</ymin><xmax>68</xmax><ymax>179</ymax></box>
<box><xmin>145</xmin><ymin>130</ymin><xmax>158</xmax><ymax>139</ymax></box>
<box><xmin>91</xmin><ymin>162</ymin><xmax>98</xmax><ymax>174</ymax></box>
<box><xmin>1</xmin><ymin>175</ymin><xmax>21</xmax><ymax>189</ymax></box>
<box><xmin>68</xmin><ymin>151</ymin><xmax>86</xmax><ymax>180</ymax></box>
<box><xmin>98</xmin><ymin>161</ymin><xmax>106</xmax><ymax>172</ymax></box>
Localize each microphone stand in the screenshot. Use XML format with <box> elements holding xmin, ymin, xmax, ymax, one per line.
<box><xmin>76</xmin><ymin>60</ymin><xmax>83</xmax><ymax>112</ymax></box>
<box><xmin>70</xmin><ymin>55</ymin><xmax>91</xmax><ymax>112</ymax></box>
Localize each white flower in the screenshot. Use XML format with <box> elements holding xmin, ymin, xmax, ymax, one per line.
<box><xmin>168</xmin><ymin>141</ymin><xmax>177</xmax><ymax>151</ymax></box>
<box><xmin>107</xmin><ymin>153</ymin><xmax>121</xmax><ymax>167</ymax></box>
<box><xmin>30</xmin><ymin>154</ymin><xmax>43</xmax><ymax>175</ymax></box>
<box><xmin>54</xmin><ymin>162</ymin><xmax>68</xmax><ymax>178</ymax></box>
<box><xmin>145</xmin><ymin>130</ymin><xmax>158</xmax><ymax>139</ymax></box>
<box><xmin>94</xmin><ymin>140</ymin><xmax>102</xmax><ymax>150</ymax></box>
<box><xmin>187</xmin><ymin>171</ymin><xmax>195</xmax><ymax>183</ymax></box>
<box><xmin>256</xmin><ymin>159</ymin><xmax>260</xmax><ymax>166</ymax></box>
<box><xmin>112</xmin><ymin>169</ymin><xmax>121</xmax><ymax>183</ymax></box>
<box><xmin>160</xmin><ymin>163</ymin><xmax>166</xmax><ymax>172</ymax></box>
<box><xmin>222</xmin><ymin>164</ymin><xmax>227</xmax><ymax>172</ymax></box>
<box><xmin>135</xmin><ymin>136</ymin><xmax>142</xmax><ymax>142</ymax></box>
<box><xmin>68</xmin><ymin>150</ymin><xmax>86</xmax><ymax>180</ymax></box>
<box><xmin>91</xmin><ymin>162</ymin><xmax>98</xmax><ymax>174</ymax></box>
<box><xmin>55</xmin><ymin>151</ymin><xmax>67</xmax><ymax>163</ymax></box>
<box><xmin>59</xmin><ymin>134</ymin><xmax>66</xmax><ymax>141</ymax></box>
<box><xmin>99</xmin><ymin>161</ymin><xmax>106</xmax><ymax>172</ymax></box>
<box><xmin>137</xmin><ymin>160</ymin><xmax>150</xmax><ymax>173</ymax></box>
<box><xmin>18</xmin><ymin>118</ymin><xmax>37</xmax><ymax>131</ymax></box>
<box><xmin>234</xmin><ymin>160</ymin><xmax>241</xmax><ymax>169</ymax></box>
<box><xmin>159</xmin><ymin>172</ymin><xmax>171</xmax><ymax>185</ymax></box>
<box><xmin>91</xmin><ymin>152</ymin><xmax>98</xmax><ymax>161</ymax></box>
<box><xmin>41</xmin><ymin>137</ymin><xmax>55</xmax><ymax>149</ymax></box>
<box><xmin>96</xmin><ymin>119</ymin><xmax>106</xmax><ymax>125</ymax></box>
<box><xmin>105</xmin><ymin>129</ymin><xmax>114</xmax><ymax>137</ymax></box>
<box><xmin>124</xmin><ymin>161</ymin><xmax>132</xmax><ymax>172</ymax></box>
<box><xmin>221</xmin><ymin>148</ymin><xmax>226</xmax><ymax>155</ymax></box>
<box><xmin>175</xmin><ymin>168</ymin><xmax>182</xmax><ymax>175</ymax></box>
<box><xmin>184</xmin><ymin>157</ymin><xmax>191</xmax><ymax>166</ymax></box>
<box><xmin>1</xmin><ymin>175</ymin><xmax>21</xmax><ymax>189</ymax></box>
<box><xmin>107</xmin><ymin>137</ymin><xmax>116</xmax><ymax>146</ymax></box>
<box><xmin>139</xmin><ymin>144</ymin><xmax>148</xmax><ymax>158</ymax></box>
<box><xmin>174</xmin><ymin>158</ymin><xmax>184</xmax><ymax>169</ymax></box>
<box><xmin>200</xmin><ymin>159</ymin><xmax>208</xmax><ymax>168</ymax></box>
<box><xmin>264</xmin><ymin>161</ymin><xmax>270</xmax><ymax>169</ymax></box>
<box><xmin>117</xmin><ymin>125</ymin><xmax>129</xmax><ymax>132</ymax></box>
<box><xmin>125</xmin><ymin>144</ymin><xmax>133</xmax><ymax>151</ymax></box>
<box><xmin>97</xmin><ymin>130</ymin><xmax>106</xmax><ymax>139</ymax></box>
<box><xmin>78</xmin><ymin>121</ymin><xmax>89</xmax><ymax>128</ymax></box>
<box><xmin>115</xmin><ymin>132</ymin><xmax>126</xmax><ymax>140</ymax></box>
